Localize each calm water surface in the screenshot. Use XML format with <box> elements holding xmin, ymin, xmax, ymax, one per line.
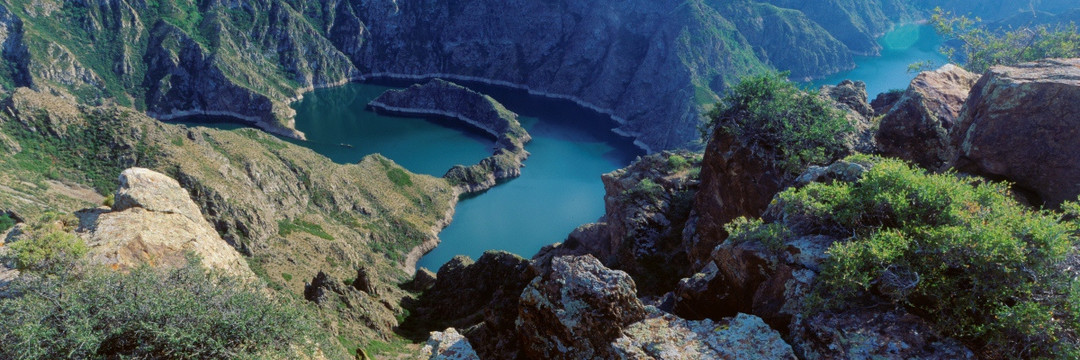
<box><xmin>810</xmin><ymin>24</ymin><xmax>949</xmax><ymax>98</ymax></box>
<box><xmin>287</xmin><ymin>81</ymin><xmax>642</xmax><ymax>270</ymax></box>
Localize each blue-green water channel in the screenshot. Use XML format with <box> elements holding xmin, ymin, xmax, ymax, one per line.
<box><xmin>271</xmin><ymin>81</ymin><xmax>641</xmax><ymax>271</ymax></box>
<box><xmin>810</xmin><ymin>23</ymin><xmax>949</xmax><ymax>98</ymax></box>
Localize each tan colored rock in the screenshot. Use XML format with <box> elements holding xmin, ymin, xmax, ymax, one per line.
<box><xmin>952</xmin><ymin>58</ymin><xmax>1080</xmax><ymax>206</ymax></box>
<box><xmin>78</xmin><ymin>168</ymin><xmax>254</xmax><ymax>279</ymax></box>
<box><xmin>876</xmin><ymin>64</ymin><xmax>979</xmax><ymax>170</ymax></box>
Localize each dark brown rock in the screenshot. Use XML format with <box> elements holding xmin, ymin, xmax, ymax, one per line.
<box><xmin>517</xmin><ymin>255</ymin><xmax>647</xmax><ymax>360</ymax></box>
<box><xmin>876</xmin><ymin>64</ymin><xmax>979</xmax><ymax>171</ymax></box>
<box><xmin>951</xmin><ymin>58</ymin><xmax>1080</xmax><ymax>207</ymax></box>
<box><xmin>790</xmin><ymin>307</ymin><xmax>974</xmax><ymax>359</ymax></box>
<box><xmin>352</xmin><ymin>265</ymin><xmax>378</xmax><ymax>295</ymax></box>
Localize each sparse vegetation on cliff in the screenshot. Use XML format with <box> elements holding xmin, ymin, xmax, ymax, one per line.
<box><xmin>703</xmin><ymin>71</ymin><xmax>853</xmax><ymax>174</ymax></box>
<box><xmin>746</xmin><ymin>157</ymin><xmax>1080</xmax><ymax>358</ymax></box>
<box><xmin>932</xmin><ymin>8</ymin><xmax>1080</xmax><ymax>73</ymax></box>
<box><xmin>0</xmin><ymin>255</ymin><xmax>346</xmax><ymax>360</ymax></box>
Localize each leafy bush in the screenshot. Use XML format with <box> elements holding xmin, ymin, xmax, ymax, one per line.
<box><xmin>278</xmin><ymin>219</ymin><xmax>334</xmax><ymax>240</ymax></box>
<box><xmin>9</xmin><ymin>231</ymin><xmax>88</xmax><ymax>271</ymax></box>
<box><xmin>0</xmin><ymin>256</ymin><xmax>344</xmax><ymax>359</ymax></box>
<box><xmin>623</xmin><ymin>178</ymin><xmax>665</xmax><ymax>202</ymax></box>
<box><xmin>0</xmin><ymin>214</ymin><xmax>15</xmax><ymax>233</ymax></box>
<box><xmin>771</xmin><ymin>158</ymin><xmax>1078</xmax><ymax>358</ymax></box>
<box><xmin>102</xmin><ymin>194</ymin><xmax>115</xmax><ymax>207</ymax></box>
<box><xmin>703</xmin><ymin>72</ymin><xmax>852</xmax><ymax>174</ymax></box>
<box><xmin>932</xmin><ymin>8</ymin><xmax>1080</xmax><ymax>73</ymax></box>
<box><xmin>667</xmin><ymin>154</ymin><xmax>690</xmax><ymax>171</ymax></box>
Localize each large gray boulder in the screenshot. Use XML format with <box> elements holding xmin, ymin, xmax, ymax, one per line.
<box><xmin>876</xmin><ymin>64</ymin><xmax>980</xmax><ymax>171</ymax></box>
<box><xmin>951</xmin><ymin>58</ymin><xmax>1080</xmax><ymax>206</ymax></box>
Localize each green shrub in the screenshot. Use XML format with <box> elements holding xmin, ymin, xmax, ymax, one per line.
<box><xmin>102</xmin><ymin>194</ymin><xmax>115</xmax><ymax>207</ymax></box>
<box><xmin>9</xmin><ymin>231</ymin><xmax>88</xmax><ymax>271</ymax></box>
<box><xmin>702</xmin><ymin>71</ymin><xmax>852</xmax><ymax>174</ymax></box>
<box><xmin>667</xmin><ymin>154</ymin><xmax>690</xmax><ymax>171</ymax></box>
<box><xmin>771</xmin><ymin>158</ymin><xmax>1078</xmax><ymax>357</ymax></box>
<box><xmin>386</xmin><ymin>167</ymin><xmax>413</xmax><ymax>187</ymax></box>
<box><xmin>623</xmin><ymin>178</ymin><xmax>664</xmax><ymax>202</ymax></box>
<box><xmin>932</xmin><ymin>8</ymin><xmax>1080</xmax><ymax>73</ymax></box>
<box><xmin>0</xmin><ymin>256</ymin><xmax>344</xmax><ymax>359</ymax></box>
<box><xmin>278</xmin><ymin>219</ymin><xmax>334</xmax><ymax>240</ymax></box>
<box><xmin>0</xmin><ymin>214</ymin><xmax>15</xmax><ymax>233</ymax></box>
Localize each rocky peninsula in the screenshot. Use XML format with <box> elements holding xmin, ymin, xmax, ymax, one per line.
<box><xmin>370</xmin><ymin>79</ymin><xmax>532</xmax><ymax>193</ymax></box>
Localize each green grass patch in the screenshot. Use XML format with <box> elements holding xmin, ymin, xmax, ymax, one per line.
<box><xmin>278</xmin><ymin>219</ymin><xmax>334</xmax><ymax>240</ymax></box>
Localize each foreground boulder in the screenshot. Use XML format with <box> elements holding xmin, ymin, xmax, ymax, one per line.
<box><xmin>516</xmin><ymin>255</ymin><xmax>648</xmax><ymax>359</ymax></box>
<box><xmin>421</xmin><ymin>328</ymin><xmax>481</xmax><ymax>360</ymax></box>
<box><xmin>76</xmin><ymin>168</ymin><xmax>254</xmax><ymax>279</ymax></box>
<box><xmin>951</xmin><ymin>58</ymin><xmax>1080</xmax><ymax>206</ymax></box>
<box><xmin>613</xmin><ymin>311</ymin><xmax>796</xmax><ymax>359</ymax></box>
<box><xmin>876</xmin><ymin>64</ymin><xmax>979</xmax><ymax>171</ymax></box>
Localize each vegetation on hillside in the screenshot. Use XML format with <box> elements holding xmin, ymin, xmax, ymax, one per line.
<box><xmin>932</xmin><ymin>7</ymin><xmax>1080</xmax><ymax>73</ymax></box>
<box><xmin>732</xmin><ymin>157</ymin><xmax>1079</xmax><ymax>358</ymax></box>
<box><xmin>702</xmin><ymin>71</ymin><xmax>853</xmax><ymax>174</ymax></box>
<box><xmin>0</xmin><ymin>255</ymin><xmax>345</xmax><ymax>359</ymax></box>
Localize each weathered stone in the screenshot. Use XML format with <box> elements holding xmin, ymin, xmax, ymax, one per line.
<box><xmin>403</xmin><ymin>251</ymin><xmax>536</xmax><ymax>360</ymax></box>
<box><xmin>304</xmin><ymin>270</ymin><xmax>343</xmax><ymax>305</ymax></box>
<box><xmin>405</xmin><ymin>267</ymin><xmax>438</xmax><ymax>292</ymax></box>
<box><xmin>352</xmin><ymin>265</ymin><xmax>378</xmax><ymax>295</ymax></box>
<box><xmin>516</xmin><ymin>255</ymin><xmax>647</xmax><ymax>360</ymax></box>
<box><xmin>951</xmin><ymin>58</ymin><xmax>1080</xmax><ymax>206</ymax></box>
<box><xmin>613</xmin><ymin>310</ymin><xmax>797</xmax><ymax>360</ymax></box>
<box><xmin>76</xmin><ymin>168</ymin><xmax>255</xmax><ymax>280</ymax></box>
<box><xmin>821</xmin><ymin>80</ymin><xmax>877</xmax><ymax>153</ymax></box>
<box><xmin>876</xmin><ymin>64</ymin><xmax>979</xmax><ymax>170</ymax></box>
<box><xmin>421</xmin><ymin>328</ymin><xmax>481</xmax><ymax>360</ymax></box>
<box><xmin>790</xmin><ymin>307</ymin><xmax>975</xmax><ymax>360</ymax></box>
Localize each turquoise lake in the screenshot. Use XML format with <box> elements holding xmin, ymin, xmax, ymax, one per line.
<box><xmin>178</xmin><ymin>23</ymin><xmax>946</xmax><ymax>272</ymax></box>
<box><xmin>286</xmin><ymin>81</ymin><xmax>643</xmax><ymax>271</ymax></box>
<box><xmin>809</xmin><ymin>23</ymin><xmax>949</xmax><ymax>98</ymax></box>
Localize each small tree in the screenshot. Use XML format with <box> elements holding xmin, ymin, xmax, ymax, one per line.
<box><xmin>931</xmin><ymin>7</ymin><xmax>1080</xmax><ymax>73</ymax></box>
<box><xmin>702</xmin><ymin>71</ymin><xmax>853</xmax><ymax>174</ymax></box>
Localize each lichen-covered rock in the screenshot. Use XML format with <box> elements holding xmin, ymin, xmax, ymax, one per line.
<box><xmin>876</xmin><ymin>64</ymin><xmax>979</xmax><ymax>170</ymax></box>
<box><xmin>675</xmin><ymin>160</ymin><xmax>973</xmax><ymax>358</ymax></box>
<box><xmin>821</xmin><ymin>80</ymin><xmax>877</xmax><ymax>153</ymax></box>
<box><xmin>790</xmin><ymin>307</ymin><xmax>974</xmax><ymax>360</ymax></box>
<box><xmin>613</xmin><ymin>310</ymin><xmax>796</xmax><ymax>360</ymax></box>
<box><xmin>951</xmin><ymin>58</ymin><xmax>1080</xmax><ymax>206</ymax></box>
<box><xmin>421</xmin><ymin>328</ymin><xmax>481</xmax><ymax>360</ymax></box>
<box><xmin>516</xmin><ymin>255</ymin><xmax>647</xmax><ymax>360</ymax></box>
<box><xmin>76</xmin><ymin>168</ymin><xmax>255</xmax><ymax>279</ymax></box>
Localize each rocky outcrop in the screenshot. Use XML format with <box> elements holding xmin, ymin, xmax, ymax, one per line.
<box><xmin>370</xmin><ymin>79</ymin><xmax>531</xmax><ymax>193</ymax></box>
<box><xmin>402</xmin><ymin>251</ymin><xmax>537</xmax><ymax>359</ymax></box>
<box><xmin>876</xmin><ymin>64</ymin><xmax>979</xmax><ymax>171</ymax></box>
<box><xmin>533</xmin><ymin>151</ymin><xmax>701</xmax><ymax>294</ymax></box>
<box><xmin>517</xmin><ymin>255</ymin><xmax>647</xmax><ymax>359</ymax></box>
<box><xmin>821</xmin><ymin>80</ymin><xmax>877</xmax><ymax>153</ymax></box>
<box><xmin>951</xmin><ymin>58</ymin><xmax>1080</xmax><ymax>207</ymax></box>
<box><xmin>421</xmin><ymin>328</ymin><xmax>481</xmax><ymax>360</ymax></box>
<box><xmin>613</xmin><ymin>311</ymin><xmax>796</xmax><ymax>359</ymax></box>
<box><xmin>674</xmin><ymin>160</ymin><xmax>973</xmax><ymax>359</ymax></box>
<box><xmin>75</xmin><ymin>168</ymin><xmax>255</xmax><ymax>279</ymax></box>
<box><xmin>301</xmin><ymin>270</ymin><xmax>399</xmax><ymax>339</ymax></box>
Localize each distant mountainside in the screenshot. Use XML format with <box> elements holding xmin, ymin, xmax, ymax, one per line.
<box><xmin>0</xmin><ymin>0</ymin><xmax>1066</xmax><ymax>150</ymax></box>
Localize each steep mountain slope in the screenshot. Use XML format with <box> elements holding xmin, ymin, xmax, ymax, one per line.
<box><xmin>0</xmin><ymin>0</ymin><xmax>943</xmax><ymax>151</ymax></box>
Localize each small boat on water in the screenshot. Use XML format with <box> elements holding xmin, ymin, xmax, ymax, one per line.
<box><xmin>339</xmin><ymin>143</ymin><xmax>354</xmax><ymax>148</ymax></box>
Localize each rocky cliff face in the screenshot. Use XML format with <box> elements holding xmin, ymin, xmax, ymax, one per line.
<box><xmin>0</xmin><ymin>0</ymin><xmax>936</xmax><ymax>151</ymax></box>
<box><xmin>0</xmin><ymin>87</ymin><xmax>456</xmax><ymax>346</ymax></box>
<box><xmin>876</xmin><ymin>64</ymin><xmax>979</xmax><ymax>171</ymax></box>
<box><xmin>370</xmin><ymin>79</ymin><xmax>532</xmax><ymax>193</ymax></box>
<box><xmin>76</xmin><ymin>168</ymin><xmax>255</xmax><ymax>279</ymax></box>
<box><xmin>950</xmin><ymin>58</ymin><xmax>1080</xmax><ymax>207</ymax></box>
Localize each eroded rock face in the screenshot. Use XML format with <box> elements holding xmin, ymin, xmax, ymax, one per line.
<box><xmin>76</xmin><ymin>168</ymin><xmax>254</xmax><ymax>279</ymax></box>
<box><xmin>877</xmin><ymin>64</ymin><xmax>979</xmax><ymax>170</ymax></box>
<box><xmin>421</xmin><ymin>328</ymin><xmax>481</xmax><ymax>360</ymax></box>
<box><xmin>790</xmin><ymin>307</ymin><xmax>974</xmax><ymax>359</ymax></box>
<box><xmin>516</xmin><ymin>255</ymin><xmax>647</xmax><ymax>360</ymax></box>
<box><xmin>951</xmin><ymin>58</ymin><xmax>1080</xmax><ymax>206</ymax></box>
<box><xmin>403</xmin><ymin>251</ymin><xmax>536</xmax><ymax>360</ymax></box>
<box><xmin>821</xmin><ymin>80</ymin><xmax>877</xmax><ymax>153</ymax></box>
<box><xmin>674</xmin><ymin>161</ymin><xmax>973</xmax><ymax>359</ymax></box>
<box><xmin>613</xmin><ymin>310</ymin><xmax>796</xmax><ymax>360</ymax></box>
